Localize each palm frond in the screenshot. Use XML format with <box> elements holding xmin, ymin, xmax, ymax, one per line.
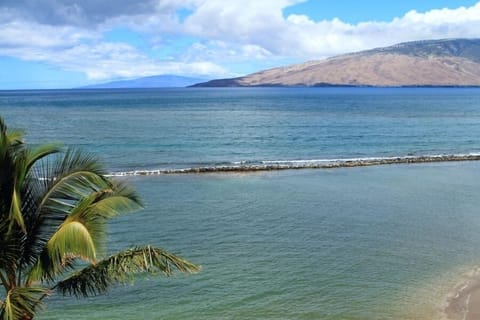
<box><xmin>21</xmin><ymin>150</ymin><xmax>112</xmax><ymax>273</ymax></box>
<box><xmin>26</xmin><ymin>253</ymin><xmax>75</xmax><ymax>285</ymax></box>
<box><xmin>25</xmin><ymin>143</ymin><xmax>61</xmax><ymax>174</ymax></box>
<box><xmin>54</xmin><ymin>149</ymin><xmax>107</xmax><ymax>182</ymax></box>
<box><xmin>1</xmin><ymin>287</ymin><xmax>48</xmax><ymax>320</ymax></box>
<box><xmin>71</xmin><ymin>181</ymin><xmax>142</xmax><ymax>220</ymax></box>
<box><xmin>5</xmin><ymin>129</ymin><xmax>25</xmax><ymax>147</ymax></box>
<box><xmin>56</xmin><ymin>246</ymin><xmax>201</xmax><ymax>297</ymax></box>
<box><xmin>48</xmin><ymin>221</ymin><xmax>98</xmax><ymax>261</ymax></box>
<box><xmin>25</xmin><ymin>177</ymin><xmax>142</xmax><ymax>282</ymax></box>
<box><xmin>8</xmin><ymin>187</ymin><xmax>25</xmax><ymax>233</ymax></box>
<box><xmin>0</xmin><ymin>123</ymin><xmax>27</xmax><ymax>233</ymax></box>
<box><xmin>26</xmin><ymin>219</ymin><xmax>99</xmax><ymax>284</ymax></box>
<box><xmin>0</xmin><ymin>118</ymin><xmax>24</xmax><ymax>160</ymax></box>
<box><xmin>0</xmin><ymin>221</ymin><xmax>22</xmax><ymax>283</ymax></box>
<box><xmin>34</xmin><ymin>149</ymin><xmax>110</xmax><ymax>208</ymax></box>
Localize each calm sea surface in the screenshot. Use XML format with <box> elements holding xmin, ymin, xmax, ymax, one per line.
<box><xmin>2</xmin><ymin>87</ymin><xmax>480</xmax><ymax>319</ymax></box>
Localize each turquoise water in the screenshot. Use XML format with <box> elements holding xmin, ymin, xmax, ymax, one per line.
<box><xmin>2</xmin><ymin>88</ymin><xmax>480</xmax><ymax>319</ymax></box>
<box><xmin>3</xmin><ymin>88</ymin><xmax>480</xmax><ymax>171</ymax></box>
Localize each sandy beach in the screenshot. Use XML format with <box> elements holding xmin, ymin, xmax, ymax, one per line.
<box><xmin>445</xmin><ymin>269</ymin><xmax>480</xmax><ymax>320</ymax></box>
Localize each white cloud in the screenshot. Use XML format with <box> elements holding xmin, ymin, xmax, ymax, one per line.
<box><xmin>0</xmin><ymin>4</ymin><xmax>230</xmax><ymax>81</ymax></box>
<box><xmin>0</xmin><ymin>15</ymin><xmax>98</xmax><ymax>48</ymax></box>
<box><xmin>179</xmin><ymin>1</ymin><xmax>480</xmax><ymax>59</ymax></box>
<box><xmin>12</xmin><ymin>41</ymin><xmax>229</xmax><ymax>80</ymax></box>
<box><xmin>0</xmin><ymin>21</ymin><xmax>228</xmax><ymax>80</ymax></box>
<box><xmin>182</xmin><ymin>0</ymin><xmax>305</xmax><ymax>57</ymax></box>
<box><xmin>181</xmin><ymin>41</ymin><xmax>273</xmax><ymax>64</ymax></box>
<box><xmin>1</xmin><ymin>1</ymin><xmax>480</xmax><ymax>83</ymax></box>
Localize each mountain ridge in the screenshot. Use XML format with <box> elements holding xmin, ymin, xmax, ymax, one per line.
<box><xmin>82</xmin><ymin>75</ymin><xmax>208</xmax><ymax>89</ymax></box>
<box><xmin>192</xmin><ymin>39</ymin><xmax>480</xmax><ymax>87</ymax></box>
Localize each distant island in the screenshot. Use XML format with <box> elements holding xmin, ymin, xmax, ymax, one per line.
<box><xmin>81</xmin><ymin>75</ymin><xmax>208</xmax><ymax>89</ymax></box>
<box><xmin>191</xmin><ymin>38</ymin><xmax>480</xmax><ymax>87</ymax></box>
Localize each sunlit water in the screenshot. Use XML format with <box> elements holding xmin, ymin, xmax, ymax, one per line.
<box><xmin>1</xmin><ymin>88</ymin><xmax>480</xmax><ymax>319</ymax></box>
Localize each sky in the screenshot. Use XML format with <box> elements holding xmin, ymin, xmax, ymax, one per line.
<box><xmin>1</xmin><ymin>0</ymin><xmax>480</xmax><ymax>89</ymax></box>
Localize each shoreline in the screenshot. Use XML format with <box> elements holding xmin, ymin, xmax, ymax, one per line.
<box><xmin>109</xmin><ymin>154</ymin><xmax>480</xmax><ymax>176</ymax></box>
<box><xmin>445</xmin><ymin>268</ymin><xmax>480</xmax><ymax>320</ymax></box>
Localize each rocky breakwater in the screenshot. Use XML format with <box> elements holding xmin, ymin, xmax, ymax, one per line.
<box><xmin>111</xmin><ymin>154</ymin><xmax>480</xmax><ymax>176</ymax></box>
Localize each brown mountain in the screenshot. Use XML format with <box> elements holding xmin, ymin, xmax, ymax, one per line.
<box><xmin>193</xmin><ymin>39</ymin><xmax>480</xmax><ymax>87</ymax></box>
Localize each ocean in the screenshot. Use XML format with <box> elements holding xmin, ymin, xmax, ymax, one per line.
<box><xmin>2</xmin><ymin>87</ymin><xmax>480</xmax><ymax>319</ymax></box>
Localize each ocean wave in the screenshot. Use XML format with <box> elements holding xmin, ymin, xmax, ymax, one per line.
<box><xmin>106</xmin><ymin>153</ymin><xmax>480</xmax><ymax>176</ymax></box>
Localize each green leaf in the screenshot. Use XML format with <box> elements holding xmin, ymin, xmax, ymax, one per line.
<box><xmin>25</xmin><ymin>179</ymin><xmax>143</xmax><ymax>282</ymax></box>
<box><xmin>25</xmin><ymin>144</ymin><xmax>61</xmax><ymax>174</ymax></box>
<box><xmin>8</xmin><ymin>187</ymin><xmax>25</xmax><ymax>233</ymax></box>
<box><xmin>22</xmin><ymin>152</ymin><xmax>113</xmax><ymax>271</ymax></box>
<box><xmin>48</xmin><ymin>221</ymin><xmax>97</xmax><ymax>262</ymax></box>
<box><xmin>1</xmin><ymin>287</ymin><xmax>48</xmax><ymax>320</ymax></box>
<box><xmin>56</xmin><ymin>246</ymin><xmax>201</xmax><ymax>297</ymax></box>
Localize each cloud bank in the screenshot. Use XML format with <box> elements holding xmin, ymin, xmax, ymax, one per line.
<box><xmin>1</xmin><ymin>0</ymin><xmax>480</xmax><ymax>81</ymax></box>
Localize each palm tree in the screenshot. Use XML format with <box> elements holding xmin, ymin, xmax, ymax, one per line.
<box><xmin>0</xmin><ymin>117</ymin><xmax>200</xmax><ymax>320</ymax></box>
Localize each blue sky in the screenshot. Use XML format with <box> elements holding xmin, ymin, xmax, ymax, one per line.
<box><xmin>0</xmin><ymin>0</ymin><xmax>479</xmax><ymax>89</ymax></box>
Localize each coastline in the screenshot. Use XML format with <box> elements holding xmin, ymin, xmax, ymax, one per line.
<box><xmin>445</xmin><ymin>268</ymin><xmax>480</xmax><ymax>320</ymax></box>
<box><xmin>109</xmin><ymin>153</ymin><xmax>480</xmax><ymax>176</ymax></box>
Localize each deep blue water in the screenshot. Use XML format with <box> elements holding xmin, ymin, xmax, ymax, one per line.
<box><xmin>2</xmin><ymin>87</ymin><xmax>480</xmax><ymax>319</ymax></box>
<box><xmin>3</xmin><ymin>87</ymin><xmax>480</xmax><ymax>172</ymax></box>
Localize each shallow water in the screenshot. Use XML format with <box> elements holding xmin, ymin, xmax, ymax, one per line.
<box><xmin>39</xmin><ymin>163</ymin><xmax>480</xmax><ymax>320</ymax></box>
